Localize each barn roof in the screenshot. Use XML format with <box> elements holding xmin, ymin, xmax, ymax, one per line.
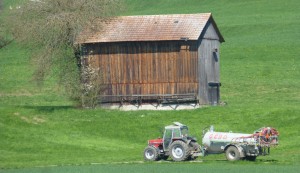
<box><xmin>77</xmin><ymin>13</ymin><xmax>224</xmax><ymax>44</ymax></box>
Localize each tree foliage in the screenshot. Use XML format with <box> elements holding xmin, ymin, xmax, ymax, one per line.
<box><xmin>0</xmin><ymin>0</ymin><xmax>2</xmax><ymax>12</ymax></box>
<box><xmin>6</xmin><ymin>0</ymin><xmax>122</xmax><ymax>107</ymax></box>
<box><xmin>0</xmin><ymin>0</ymin><xmax>10</xmax><ymax>49</ymax></box>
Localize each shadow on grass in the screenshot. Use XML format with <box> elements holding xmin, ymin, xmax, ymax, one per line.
<box><xmin>22</xmin><ymin>105</ymin><xmax>74</xmax><ymax>112</ymax></box>
<box><xmin>203</xmin><ymin>158</ymin><xmax>279</xmax><ymax>164</ymax></box>
<box><xmin>255</xmin><ymin>159</ymin><xmax>279</xmax><ymax>163</ymax></box>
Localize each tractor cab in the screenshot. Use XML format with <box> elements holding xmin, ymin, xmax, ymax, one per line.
<box><xmin>163</xmin><ymin>122</ymin><xmax>189</xmax><ymax>150</ymax></box>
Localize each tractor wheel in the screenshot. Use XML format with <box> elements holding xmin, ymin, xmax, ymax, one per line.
<box><xmin>245</xmin><ymin>156</ymin><xmax>257</xmax><ymax>161</ymax></box>
<box><xmin>169</xmin><ymin>140</ymin><xmax>190</xmax><ymax>161</ymax></box>
<box><xmin>225</xmin><ymin>146</ymin><xmax>240</xmax><ymax>161</ymax></box>
<box><xmin>144</xmin><ymin>146</ymin><xmax>160</xmax><ymax>161</ymax></box>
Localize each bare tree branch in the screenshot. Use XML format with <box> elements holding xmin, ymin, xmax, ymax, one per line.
<box><xmin>6</xmin><ymin>0</ymin><xmax>124</xmax><ymax>107</ymax></box>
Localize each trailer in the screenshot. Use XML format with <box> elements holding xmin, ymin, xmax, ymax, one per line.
<box><xmin>202</xmin><ymin>125</ymin><xmax>279</xmax><ymax>161</ymax></box>
<box><xmin>143</xmin><ymin>122</ymin><xmax>279</xmax><ymax>161</ymax></box>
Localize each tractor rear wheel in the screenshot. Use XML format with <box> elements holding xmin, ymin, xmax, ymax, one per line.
<box><xmin>169</xmin><ymin>140</ymin><xmax>190</xmax><ymax>161</ymax></box>
<box><xmin>225</xmin><ymin>146</ymin><xmax>240</xmax><ymax>161</ymax></box>
<box><xmin>144</xmin><ymin>146</ymin><xmax>160</xmax><ymax>161</ymax></box>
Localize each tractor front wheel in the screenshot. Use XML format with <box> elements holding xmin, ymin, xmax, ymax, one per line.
<box><xmin>144</xmin><ymin>146</ymin><xmax>160</xmax><ymax>161</ymax></box>
<box><xmin>225</xmin><ymin>146</ymin><xmax>240</xmax><ymax>161</ymax></box>
<box><xmin>169</xmin><ymin>140</ymin><xmax>190</xmax><ymax>161</ymax></box>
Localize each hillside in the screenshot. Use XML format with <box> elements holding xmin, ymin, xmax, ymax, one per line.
<box><xmin>0</xmin><ymin>0</ymin><xmax>300</xmax><ymax>169</ymax></box>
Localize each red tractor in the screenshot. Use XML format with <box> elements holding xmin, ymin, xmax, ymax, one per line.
<box><xmin>143</xmin><ymin>122</ymin><xmax>202</xmax><ymax>161</ymax></box>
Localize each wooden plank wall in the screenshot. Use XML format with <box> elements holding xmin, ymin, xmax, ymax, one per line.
<box><xmin>84</xmin><ymin>41</ymin><xmax>199</xmax><ymax>102</ymax></box>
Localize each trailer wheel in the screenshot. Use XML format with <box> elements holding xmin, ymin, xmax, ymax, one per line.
<box><xmin>169</xmin><ymin>140</ymin><xmax>190</xmax><ymax>161</ymax></box>
<box><xmin>144</xmin><ymin>146</ymin><xmax>160</xmax><ymax>161</ymax></box>
<box><xmin>225</xmin><ymin>146</ymin><xmax>240</xmax><ymax>161</ymax></box>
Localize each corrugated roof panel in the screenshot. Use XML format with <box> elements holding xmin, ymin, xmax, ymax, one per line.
<box><xmin>78</xmin><ymin>13</ymin><xmax>219</xmax><ymax>43</ymax></box>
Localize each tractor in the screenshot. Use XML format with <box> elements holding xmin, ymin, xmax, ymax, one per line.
<box><xmin>144</xmin><ymin>122</ymin><xmax>279</xmax><ymax>162</ymax></box>
<box><xmin>143</xmin><ymin>122</ymin><xmax>202</xmax><ymax>161</ymax></box>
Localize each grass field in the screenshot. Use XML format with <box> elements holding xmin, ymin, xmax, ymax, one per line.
<box><xmin>1</xmin><ymin>0</ymin><xmax>300</xmax><ymax>172</ymax></box>
<box><xmin>1</xmin><ymin>163</ymin><xmax>300</xmax><ymax>173</ymax></box>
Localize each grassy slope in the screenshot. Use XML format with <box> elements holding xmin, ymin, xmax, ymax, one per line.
<box><xmin>1</xmin><ymin>164</ymin><xmax>299</xmax><ymax>173</ymax></box>
<box><xmin>1</xmin><ymin>0</ymin><xmax>300</xmax><ymax>169</ymax></box>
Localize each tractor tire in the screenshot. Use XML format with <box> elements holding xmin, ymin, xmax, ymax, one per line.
<box><xmin>225</xmin><ymin>146</ymin><xmax>241</xmax><ymax>161</ymax></box>
<box><xmin>144</xmin><ymin>146</ymin><xmax>160</xmax><ymax>161</ymax></box>
<box><xmin>169</xmin><ymin>140</ymin><xmax>190</xmax><ymax>161</ymax></box>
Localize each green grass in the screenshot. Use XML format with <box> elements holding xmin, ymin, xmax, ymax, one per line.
<box><xmin>1</xmin><ymin>163</ymin><xmax>300</xmax><ymax>173</ymax></box>
<box><xmin>1</xmin><ymin>0</ymin><xmax>300</xmax><ymax>172</ymax></box>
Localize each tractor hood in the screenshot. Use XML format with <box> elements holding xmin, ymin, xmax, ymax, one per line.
<box><xmin>148</xmin><ymin>138</ymin><xmax>163</xmax><ymax>146</ymax></box>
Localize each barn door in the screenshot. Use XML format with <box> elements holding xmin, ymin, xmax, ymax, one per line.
<box><xmin>208</xmin><ymin>82</ymin><xmax>221</xmax><ymax>105</ymax></box>
<box><xmin>208</xmin><ymin>50</ymin><xmax>221</xmax><ymax>105</ymax></box>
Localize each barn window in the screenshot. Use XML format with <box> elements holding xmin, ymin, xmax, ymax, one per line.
<box><xmin>213</xmin><ymin>49</ymin><xmax>219</xmax><ymax>62</ymax></box>
<box><xmin>180</xmin><ymin>45</ymin><xmax>190</xmax><ymax>51</ymax></box>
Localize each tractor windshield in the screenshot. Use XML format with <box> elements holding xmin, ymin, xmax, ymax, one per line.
<box><xmin>181</xmin><ymin>127</ymin><xmax>189</xmax><ymax>137</ymax></box>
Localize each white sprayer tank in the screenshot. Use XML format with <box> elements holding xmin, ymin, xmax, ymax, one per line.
<box><xmin>202</xmin><ymin>126</ymin><xmax>255</xmax><ymax>154</ymax></box>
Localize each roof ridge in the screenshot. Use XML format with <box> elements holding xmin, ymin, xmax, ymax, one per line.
<box><xmin>119</xmin><ymin>13</ymin><xmax>212</xmax><ymax>18</ymax></box>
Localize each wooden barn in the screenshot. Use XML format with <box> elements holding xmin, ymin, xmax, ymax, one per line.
<box><xmin>78</xmin><ymin>13</ymin><xmax>224</xmax><ymax>106</ymax></box>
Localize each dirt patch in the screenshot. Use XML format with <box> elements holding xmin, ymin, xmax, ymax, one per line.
<box><xmin>14</xmin><ymin>112</ymin><xmax>46</xmax><ymax>125</ymax></box>
<box><xmin>20</xmin><ymin>116</ymin><xmax>31</xmax><ymax>123</ymax></box>
<box><xmin>0</xmin><ymin>90</ymin><xmax>34</xmax><ymax>97</ymax></box>
<box><xmin>20</xmin><ymin>116</ymin><xmax>46</xmax><ymax>124</ymax></box>
<box><xmin>14</xmin><ymin>112</ymin><xmax>20</xmax><ymax>116</ymax></box>
<box><xmin>33</xmin><ymin>117</ymin><xmax>46</xmax><ymax>123</ymax></box>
